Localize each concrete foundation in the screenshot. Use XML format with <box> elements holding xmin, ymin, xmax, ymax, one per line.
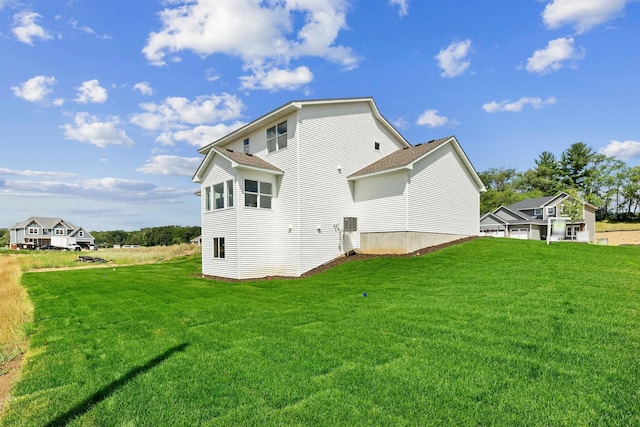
<box><xmin>360</xmin><ymin>231</ymin><xmax>471</xmax><ymax>254</ymax></box>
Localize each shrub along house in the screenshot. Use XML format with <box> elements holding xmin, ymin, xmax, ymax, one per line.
<box><xmin>9</xmin><ymin>216</ymin><xmax>95</xmax><ymax>249</ymax></box>
<box><xmin>192</xmin><ymin>97</ymin><xmax>486</xmax><ymax>279</ymax></box>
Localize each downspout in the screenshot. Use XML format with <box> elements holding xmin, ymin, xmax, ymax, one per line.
<box><xmin>296</xmin><ymin>109</ymin><xmax>302</xmax><ymax>277</ymax></box>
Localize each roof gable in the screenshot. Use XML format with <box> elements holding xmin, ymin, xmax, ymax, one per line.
<box><xmin>197</xmin><ymin>97</ymin><xmax>410</xmax><ymax>155</ymax></box>
<box><xmin>347</xmin><ymin>136</ymin><xmax>485</xmax><ymax>191</ymax></box>
<box><xmin>193</xmin><ymin>147</ymin><xmax>283</xmax><ymax>183</ymax></box>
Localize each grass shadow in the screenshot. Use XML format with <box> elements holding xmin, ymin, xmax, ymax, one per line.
<box><xmin>45</xmin><ymin>343</ymin><xmax>189</xmax><ymax>427</ymax></box>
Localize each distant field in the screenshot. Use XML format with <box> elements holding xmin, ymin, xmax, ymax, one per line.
<box><xmin>2</xmin><ymin>239</ymin><xmax>639</xmax><ymax>426</ymax></box>
<box><xmin>596</xmin><ymin>221</ymin><xmax>640</xmax><ymax>232</ymax></box>
<box><xmin>3</xmin><ymin>243</ymin><xmax>200</xmax><ymax>272</ymax></box>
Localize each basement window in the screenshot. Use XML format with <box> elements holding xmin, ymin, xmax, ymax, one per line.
<box><xmin>213</xmin><ymin>237</ymin><xmax>225</xmax><ymax>259</ymax></box>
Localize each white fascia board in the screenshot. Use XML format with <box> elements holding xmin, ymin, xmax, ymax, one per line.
<box><xmin>233</xmin><ymin>164</ymin><xmax>284</xmax><ymax>176</ymax></box>
<box><xmin>347</xmin><ymin>165</ymin><xmax>411</xmax><ymax>181</ymax></box>
<box><xmin>197</xmin><ymin>102</ymin><xmax>303</xmax><ymax>154</ymax></box>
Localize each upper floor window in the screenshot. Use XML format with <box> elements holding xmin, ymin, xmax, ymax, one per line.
<box><xmin>243</xmin><ymin>138</ymin><xmax>250</xmax><ymax>154</ymax></box>
<box><xmin>28</xmin><ymin>227</ymin><xmax>38</xmax><ymax>234</ymax></box>
<box><xmin>55</xmin><ymin>228</ymin><xmax>66</xmax><ymax>235</ymax></box>
<box><xmin>267</xmin><ymin>121</ymin><xmax>287</xmax><ymax>153</ymax></box>
<box><xmin>534</xmin><ymin>208</ymin><xmax>542</xmax><ymax>218</ymax></box>
<box><xmin>205</xmin><ymin>180</ymin><xmax>234</xmax><ymax>212</ymax></box>
<box><xmin>547</xmin><ymin>207</ymin><xmax>556</xmax><ymax>217</ymax></box>
<box><xmin>244</xmin><ymin>179</ymin><xmax>272</xmax><ymax>208</ymax></box>
<box><xmin>79</xmin><ymin>231</ymin><xmax>84</xmax><ymax>237</ymax></box>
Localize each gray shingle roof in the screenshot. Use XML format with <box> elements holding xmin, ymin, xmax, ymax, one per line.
<box><xmin>10</xmin><ymin>216</ymin><xmax>76</xmax><ymax>230</ymax></box>
<box><xmin>506</xmin><ymin>196</ymin><xmax>557</xmax><ymax>211</ymax></box>
<box><xmin>213</xmin><ymin>147</ymin><xmax>283</xmax><ymax>174</ymax></box>
<box><xmin>348</xmin><ymin>136</ymin><xmax>452</xmax><ymax>179</ymax></box>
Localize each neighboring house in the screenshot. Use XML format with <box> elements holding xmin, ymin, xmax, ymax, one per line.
<box><xmin>9</xmin><ymin>216</ymin><xmax>95</xmax><ymax>249</ymax></box>
<box><xmin>192</xmin><ymin>97</ymin><xmax>486</xmax><ymax>279</ymax></box>
<box><xmin>480</xmin><ymin>192</ymin><xmax>596</xmax><ymax>242</ymax></box>
<box><xmin>190</xmin><ymin>235</ymin><xmax>202</xmax><ymax>246</ymax></box>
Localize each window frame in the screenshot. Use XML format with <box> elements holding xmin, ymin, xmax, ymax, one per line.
<box><xmin>547</xmin><ymin>206</ymin><xmax>556</xmax><ymax>217</ymax></box>
<box><xmin>243</xmin><ymin>138</ymin><xmax>250</xmax><ymax>154</ymax></box>
<box><xmin>213</xmin><ymin>237</ymin><xmax>225</xmax><ymax>259</ymax></box>
<box><xmin>28</xmin><ymin>227</ymin><xmax>38</xmax><ymax>235</ymax></box>
<box><xmin>267</xmin><ymin>120</ymin><xmax>287</xmax><ymax>153</ymax></box>
<box><xmin>54</xmin><ymin>228</ymin><xmax>65</xmax><ymax>235</ymax></box>
<box><xmin>244</xmin><ymin>179</ymin><xmax>272</xmax><ymax>209</ymax></box>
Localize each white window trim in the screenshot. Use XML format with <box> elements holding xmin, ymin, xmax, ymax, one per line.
<box><xmin>267</xmin><ymin>121</ymin><xmax>287</xmax><ymax>153</ymax></box>
<box><xmin>244</xmin><ymin>179</ymin><xmax>273</xmax><ymax>209</ymax></box>
<box><xmin>213</xmin><ymin>237</ymin><xmax>225</xmax><ymax>259</ymax></box>
<box><xmin>28</xmin><ymin>227</ymin><xmax>38</xmax><ymax>235</ymax></box>
<box><xmin>205</xmin><ymin>180</ymin><xmax>235</xmax><ymax>212</ymax></box>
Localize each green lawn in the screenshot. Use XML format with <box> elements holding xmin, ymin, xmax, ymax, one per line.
<box><xmin>2</xmin><ymin>238</ymin><xmax>639</xmax><ymax>426</ymax></box>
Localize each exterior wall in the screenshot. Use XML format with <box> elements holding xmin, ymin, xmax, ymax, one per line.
<box><xmin>200</xmin><ymin>156</ymin><xmax>240</xmax><ymax>278</ymax></box>
<box><xmin>408</xmin><ymin>143</ymin><xmax>480</xmax><ymax>235</ymax></box>
<box><xmin>294</xmin><ymin>102</ymin><xmax>406</xmax><ymax>275</ymax></box>
<box><xmin>360</xmin><ymin>231</ymin><xmax>468</xmax><ymax>254</ymax></box>
<box><xmin>353</xmin><ymin>170</ymin><xmax>407</xmax><ymax>232</ymax></box>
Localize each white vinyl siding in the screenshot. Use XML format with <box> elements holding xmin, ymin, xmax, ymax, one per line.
<box><xmin>408</xmin><ymin>143</ymin><xmax>480</xmax><ymax>236</ymax></box>
<box><xmin>353</xmin><ymin>171</ymin><xmax>407</xmax><ymax>232</ymax></box>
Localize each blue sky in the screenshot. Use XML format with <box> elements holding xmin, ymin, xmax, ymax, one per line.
<box><xmin>1</xmin><ymin>0</ymin><xmax>639</xmax><ymax>231</ymax></box>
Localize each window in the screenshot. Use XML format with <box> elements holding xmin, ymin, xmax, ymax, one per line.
<box><xmin>205</xmin><ymin>186</ymin><xmax>212</xmax><ymax>211</ymax></box>
<box><xmin>243</xmin><ymin>138</ymin><xmax>250</xmax><ymax>154</ymax></box>
<box><xmin>534</xmin><ymin>208</ymin><xmax>542</xmax><ymax>217</ymax></box>
<box><xmin>28</xmin><ymin>227</ymin><xmax>38</xmax><ymax>235</ymax></box>
<box><xmin>547</xmin><ymin>207</ymin><xmax>556</xmax><ymax>217</ymax></box>
<box><xmin>213</xmin><ymin>183</ymin><xmax>224</xmax><ymax>209</ymax></box>
<box><xmin>205</xmin><ymin>180</ymin><xmax>235</xmax><ymax>211</ymax></box>
<box><xmin>213</xmin><ymin>237</ymin><xmax>225</xmax><ymax>259</ymax></box>
<box><xmin>244</xmin><ymin>179</ymin><xmax>272</xmax><ymax>208</ymax></box>
<box><xmin>374</xmin><ymin>142</ymin><xmax>380</xmax><ymax>151</ymax></box>
<box><xmin>79</xmin><ymin>231</ymin><xmax>84</xmax><ymax>237</ymax></box>
<box><xmin>55</xmin><ymin>228</ymin><xmax>65</xmax><ymax>235</ymax></box>
<box><xmin>226</xmin><ymin>180</ymin><xmax>234</xmax><ymax>207</ymax></box>
<box><xmin>267</xmin><ymin>121</ymin><xmax>287</xmax><ymax>152</ymax></box>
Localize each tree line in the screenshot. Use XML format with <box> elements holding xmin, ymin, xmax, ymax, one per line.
<box><xmin>90</xmin><ymin>225</ymin><xmax>201</xmax><ymax>247</ymax></box>
<box><xmin>0</xmin><ymin>225</ymin><xmax>201</xmax><ymax>248</ymax></box>
<box><xmin>479</xmin><ymin>142</ymin><xmax>640</xmax><ymax>221</ymax></box>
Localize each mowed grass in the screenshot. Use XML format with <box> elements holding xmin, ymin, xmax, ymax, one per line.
<box><xmin>2</xmin><ymin>238</ymin><xmax>639</xmax><ymax>426</ymax></box>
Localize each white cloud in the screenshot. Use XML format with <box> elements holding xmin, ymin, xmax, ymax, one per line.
<box><xmin>62</xmin><ymin>113</ymin><xmax>134</xmax><ymax>148</ymax></box>
<box><xmin>240</xmin><ymin>66</ymin><xmax>313</xmax><ymax>91</ymax></box>
<box><xmin>12</xmin><ymin>11</ymin><xmax>52</xmax><ymax>45</ymax></box>
<box><xmin>435</xmin><ymin>39</ymin><xmax>472</xmax><ymax>78</ymax></box>
<box><xmin>131</xmin><ymin>93</ymin><xmax>243</xmax><ymax>129</ymax></box>
<box><xmin>205</xmin><ymin>68</ymin><xmax>221</xmax><ymax>82</ymax></box>
<box><xmin>12</xmin><ymin>75</ymin><xmax>56</xmax><ymax>103</ymax></box>
<box><xmin>416</xmin><ymin>109</ymin><xmax>451</xmax><ymax>127</ymax></box>
<box><xmin>0</xmin><ymin>168</ymin><xmax>76</xmax><ymax>178</ymax></box>
<box><xmin>543</xmin><ymin>0</ymin><xmax>629</xmax><ymax>34</ymax></box>
<box><xmin>75</xmin><ymin>79</ymin><xmax>108</xmax><ymax>103</ymax></box>
<box><xmin>130</xmin><ymin>93</ymin><xmax>244</xmax><ymax>147</ymax></box>
<box><xmin>599</xmin><ymin>140</ymin><xmax>640</xmax><ymax>160</ymax></box>
<box><xmin>137</xmin><ymin>155</ymin><xmax>202</xmax><ymax>176</ymax></box>
<box><xmin>142</xmin><ymin>0</ymin><xmax>358</xmax><ymax>91</ymax></box>
<box><xmin>525</xmin><ymin>37</ymin><xmax>585</xmax><ymax>74</ymax></box>
<box><xmin>389</xmin><ymin>0</ymin><xmax>409</xmax><ymax>16</ymax></box>
<box><xmin>133</xmin><ymin>81</ymin><xmax>154</xmax><ymax>95</ymax></box>
<box><xmin>482</xmin><ymin>96</ymin><xmax>557</xmax><ymax>113</ymax></box>
<box><xmin>163</xmin><ymin>123</ymin><xmax>245</xmax><ymax>147</ymax></box>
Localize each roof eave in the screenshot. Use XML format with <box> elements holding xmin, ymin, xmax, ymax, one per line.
<box><xmin>347</xmin><ymin>165</ymin><xmax>411</xmax><ymax>181</ymax></box>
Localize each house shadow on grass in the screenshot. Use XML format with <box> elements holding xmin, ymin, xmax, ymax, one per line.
<box><xmin>45</xmin><ymin>343</ymin><xmax>190</xmax><ymax>427</ymax></box>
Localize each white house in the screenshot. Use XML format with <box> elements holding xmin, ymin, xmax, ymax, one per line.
<box><xmin>192</xmin><ymin>98</ymin><xmax>485</xmax><ymax>279</ymax></box>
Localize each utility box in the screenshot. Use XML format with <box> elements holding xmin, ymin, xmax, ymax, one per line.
<box><xmin>343</xmin><ymin>217</ymin><xmax>358</xmax><ymax>232</ymax></box>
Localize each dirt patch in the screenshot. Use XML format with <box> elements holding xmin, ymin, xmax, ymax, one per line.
<box><xmin>595</xmin><ymin>230</ymin><xmax>640</xmax><ymax>246</ymax></box>
<box><xmin>0</xmin><ymin>352</ymin><xmax>24</xmax><ymax>416</ymax></box>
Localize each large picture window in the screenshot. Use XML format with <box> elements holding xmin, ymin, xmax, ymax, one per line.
<box><xmin>205</xmin><ymin>180</ymin><xmax>234</xmax><ymax>211</ymax></box>
<box><xmin>244</xmin><ymin>179</ymin><xmax>272</xmax><ymax>208</ymax></box>
<box><xmin>213</xmin><ymin>237</ymin><xmax>225</xmax><ymax>259</ymax></box>
<box><xmin>267</xmin><ymin>121</ymin><xmax>287</xmax><ymax>153</ymax></box>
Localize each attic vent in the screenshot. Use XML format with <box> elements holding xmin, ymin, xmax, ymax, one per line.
<box><xmin>226</xmin><ymin>148</ymin><xmax>234</xmax><ymax>153</ymax></box>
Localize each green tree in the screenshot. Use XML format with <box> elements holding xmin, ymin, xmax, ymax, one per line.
<box><xmin>518</xmin><ymin>151</ymin><xmax>562</xmax><ymax>195</ymax></box>
<box><xmin>560</xmin><ymin>142</ymin><xmax>596</xmax><ymax>192</ymax></box>
<box><xmin>0</xmin><ymin>228</ymin><xmax>9</xmax><ymax>247</ymax></box>
<box><xmin>561</xmin><ymin>189</ymin><xmax>584</xmax><ymax>240</ymax></box>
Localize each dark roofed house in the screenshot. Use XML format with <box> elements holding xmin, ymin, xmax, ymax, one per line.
<box><xmin>480</xmin><ymin>192</ymin><xmax>596</xmax><ymax>242</ymax></box>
